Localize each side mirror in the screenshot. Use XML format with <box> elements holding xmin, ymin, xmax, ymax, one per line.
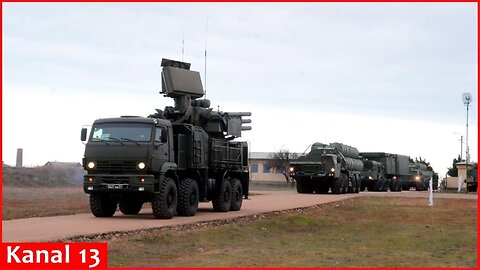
<box><xmin>161</xmin><ymin>129</ymin><xmax>168</xmax><ymax>143</ymax></box>
<box><xmin>81</xmin><ymin>128</ymin><xmax>88</xmax><ymax>142</ymax></box>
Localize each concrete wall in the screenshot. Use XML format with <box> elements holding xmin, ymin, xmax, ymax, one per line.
<box><xmin>446</xmin><ymin>176</ymin><xmax>466</xmax><ymax>189</ymax></box>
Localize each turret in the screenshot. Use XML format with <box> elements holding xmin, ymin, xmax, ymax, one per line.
<box><xmin>150</xmin><ymin>58</ymin><xmax>251</xmax><ymax>139</ymax></box>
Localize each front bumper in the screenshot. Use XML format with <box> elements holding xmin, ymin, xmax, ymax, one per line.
<box><xmin>83</xmin><ymin>174</ymin><xmax>155</xmax><ymax>193</ymax></box>
<box><xmin>293</xmin><ymin>174</ymin><xmax>331</xmax><ymax>182</ymax></box>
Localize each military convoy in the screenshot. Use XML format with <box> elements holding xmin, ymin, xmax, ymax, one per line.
<box><xmin>290</xmin><ymin>142</ymin><xmax>436</xmax><ymax>194</ymax></box>
<box><xmin>81</xmin><ymin>58</ymin><xmax>251</xmax><ymax>219</ymax></box>
<box><xmin>80</xmin><ymin>57</ymin><xmax>445</xmax><ymax>217</ymax></box>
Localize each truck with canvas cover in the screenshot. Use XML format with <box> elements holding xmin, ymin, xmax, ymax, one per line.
<box><xmin>81</xmin><ymin>58</ymin><xmax>252</xmax><ymax>219</ymax></box>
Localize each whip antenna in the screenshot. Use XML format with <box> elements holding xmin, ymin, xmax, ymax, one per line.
<box><xmin>182</xmin><ymin>30</ymin><xmax>185</xmax><ymax>61</ymax></box>
<box><xmin>204</xmin><ymin>19</ymin><xmax>208</xmax><ymax>99</ymax></box>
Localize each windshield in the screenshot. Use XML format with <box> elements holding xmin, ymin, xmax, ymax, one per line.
<box><xmin>90</xmin><ymin>123</ymin><xmax>153</xmax><ymax>142</ymax></box>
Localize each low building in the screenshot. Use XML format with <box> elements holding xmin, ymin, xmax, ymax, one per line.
<box><xmin>249</xmin><ymin>152</ymin><xmax>289</xmax><ymax>182</ymax></box>
<box><xmin>445</xmin><ymin>162</ymin><xmax>475</xmax><ymax>190</ymax></box>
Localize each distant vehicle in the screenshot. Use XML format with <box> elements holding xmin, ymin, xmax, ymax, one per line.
<box><xmin>466</xmin><ymin>163</ymin><xmax>478</xmax><ymax>192</ymax></box>
<box><xmin>289</xmin><ymin>142</ymin><xmax>363</xmax><ymax>194</ymax></box>
<box><xmin>408</xmin><ymin>163</ymin><xmax>430</xmax><ymax>191</ymax></box>
<box><xmin>81</xmin><ymin>58</ymin><xmax>251</xmax><ymax>219</ymax></box>
<box><xmin>360</xmin><ymin>152</ymin><xmax>409</xmax><ymax>192</ymax></box>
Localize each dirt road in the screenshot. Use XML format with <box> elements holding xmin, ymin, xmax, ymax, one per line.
<box><xmin>2</xmin><ymin>190</ymin><xmax>476</xmax><ymax>242</ymax></box>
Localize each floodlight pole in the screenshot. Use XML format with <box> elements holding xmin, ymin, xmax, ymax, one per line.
<box><xmin>462</xmin><ymin>92</ymin><xmax>472</xmax><ymax>192</ymax></box>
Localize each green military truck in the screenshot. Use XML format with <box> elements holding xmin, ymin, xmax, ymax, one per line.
<box><xmin>360</xmin><ymin>152</ymin><xmax>408</xmax><ymax>192</ymax></box>
<box><xmin>81</xmin><ymin>59</ymin><xmax>251</xmax><ymax>219</ymax></box>
<box><xmin>408</xmin><ymin>163</ymin><xmax>430</xmax><ymax>191</ymax></box>
<box><xmin>289</xmin><ymin>142</ymin><xmax>363</xmax><ymax>194</ymax></box>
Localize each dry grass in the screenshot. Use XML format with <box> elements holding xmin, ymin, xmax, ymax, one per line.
<box><xmin>107</xmin><ymin>197</ymin><xmax>477</xmax><ymax>268</ymax></box>
<box><xmin>2</xmin><ymin>186</ymin><xmax>90</xmax><ymax>220</ymax></box>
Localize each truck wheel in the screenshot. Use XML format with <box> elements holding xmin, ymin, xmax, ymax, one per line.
<box><xmin>90</xmin><ymin>193</ymin><xmax>117</xmax><ymax>217</ymax></box>
<box><xmin>331</xmin><ymin>178</ymin><xmax>342</xmax><ymax>194</ymax></box>
<box><xmin>415</xmin><ymin>182</ymin><xmax>425</xmax><ymax>191</ymax></box>
<box><xmin>119</xmin><ymin>198</ymin><xmax>143</xmax><ymax>215</ymax></box>
<box><xmin>376</xmin><ymin>180</ymin><xmax>384</xmax><ymax>192</ymax></box>
<box><xmin>152</xmin><ymin>178</ymin><xmax>177</xmax><ymax>219</ymax></box>
<box><xmin>296</xmin><ymin>180</ymin><xmax>313</xmax><ymax>194</ymax></box>
<box><xmin>177</xmin><ymin>178</ymin><xmax>199</xmax><ymax>216</ymax></box>
<box><xmin>347</xmin><ymin>178</ymin><xmax>354</xmax><ymax>193</ymax></box>
<box><xmin>230</xmin><ymin>178</ymin><xmax>243</xmax><ymax>211</ymax></box>
<box><xmin>213</xmin><ymin>179</ymin><xmax>232</xmax><ymax>212</ymax></box>
<box><xmin>341</xmin><ymin>175</ymin><xmax>348</xmax><ymax>194</ymax></box>
<box><xmin>395</xmin><ymin>180</ymin><xmax>403</xmax><ymax>192</ymax></box>
<box><xmin>354</xmin><ymin>179</ymin><xmax>360</xmax><ymax>193</ymax></box>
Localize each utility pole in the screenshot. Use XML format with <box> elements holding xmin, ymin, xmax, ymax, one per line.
<box><xmin>462</xmin><ymin>92</ymin><xmax>472</xmax><ymax>192</ymax></box>
<box><xmin>460</xmin><ymin>135</ymin><xmax>463</xmax><ymax>161</ymax></box>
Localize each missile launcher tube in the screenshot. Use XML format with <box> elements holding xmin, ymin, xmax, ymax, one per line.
<box><xmin>330</xmin><ymin>142</ymin><xmax>360</xmax><ymax>159</ymax></box>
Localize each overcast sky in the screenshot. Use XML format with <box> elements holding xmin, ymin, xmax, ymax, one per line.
<box><xmin>2</xmin><ymin>3</ymin><xmax>478</xmax><ymax>177</ymax></box>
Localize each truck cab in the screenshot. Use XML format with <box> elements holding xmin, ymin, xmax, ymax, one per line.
<box><xmin>81</xmin><ymin>117</ymin><xmax>175</xmax><ymax>195</ymax></box>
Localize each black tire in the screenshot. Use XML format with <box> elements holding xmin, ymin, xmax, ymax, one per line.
<box><xmin>395</xmin><ymin>180</ymin><xmax>403</xmax><ymax>192</ymax></box>
<box><xmin>416</xmin><ymin>181</ymin><xmax>425</xmax><ymax>191</ymax></box>
<box><xmin>331</xmin><ymin>178</ymin><xmax>342</xmax><ymax>194</ymax></box>
<box><xmin>230</xmin><ymin>178</ymin><xmax>243</xmax><ymax>211</ymax></box>
<box><xmin>152</xmin><ymin>178</ymin><xmax>177</xmax><ymax>219</ymax></box>
<box><xmin>296</xmin><ymin>180</ymin><xmax>313</xmax><ymax>194</ymax></box>
<box><xmin>354</xmin><ymin>178</ymin><xmax>360</xmax><ymax>193</ymax></box>
<box><xmin>90</xmin><ymin>193</ymin><xmax>117</xmax><ymax>217</ymax></box>
<box><xmin>177</xmin><ymin>178</ymin><xmax>199</xmax><ymax>216</ymax></box>
<box><xmin>376</xmin><ymin>180</ymin><xmax>384</xmax><ymax>192</ymax></box>
<box><xmin>119</xmin><ymin>198</ymin><xmax>143</xmax><ymax>215</ymax></box>
<box><xmin>212</xmin><ymin>179</ymin><xmax>232</xmax><ymax>212</ymax></box>
<box><xmin>360</xmin><ymin>183</ymin><xmax>366</xmax><ymax>192</ymax></box>
<box><xmin>341</xmin><ymin>175</ymin><xmax>348</xmax><ymax>194</ymax></box>
<box><xmin>347</xmin><ymin>178</ymin><xmax>354</xmax><ymax>193</ymax></box>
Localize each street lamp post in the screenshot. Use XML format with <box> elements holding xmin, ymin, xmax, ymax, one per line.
<box><xmin>462</xmin><ymin>92</ymin><xmax>472</xmax><ymax>191</ymax></box>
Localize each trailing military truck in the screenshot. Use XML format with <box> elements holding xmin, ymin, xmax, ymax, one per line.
<box><xmin>408</xmin><ymin>163</ymin><xmax>429</xmax><ymax>191</ymax></box>
<box><xmin>466</xmin><ymin>163</ymin><xmax>478</xmax><ymax>192</ymax></box>
<box><xmin>359</xmin><ymin>160</ymin><xmax>386</xmax><ymax>191</ymax></box>
<box><xmin>289</xmin><ymin>142</ymin><xmax>363</xmax><ymax>194</ymax></box>
<box><xmin>81</xmin><ymin>58</ymin><xmax>251</xmax><ymax>219</ymax></box>
<box><xmin>360</xmin><ymin>152</ymin><xmax>409</xmax><ymax>192</ymax></box>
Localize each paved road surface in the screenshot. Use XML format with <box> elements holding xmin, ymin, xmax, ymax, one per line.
<box><xmin>2</xmin><ymin>190</ymin><xmax>476</xmax><ymax>242</ymax></box>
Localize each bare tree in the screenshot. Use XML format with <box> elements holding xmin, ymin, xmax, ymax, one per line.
<box><xmin>266</xmin><ymin>149</ymin><xmax>298</xmax><ymax>182</ymax></box>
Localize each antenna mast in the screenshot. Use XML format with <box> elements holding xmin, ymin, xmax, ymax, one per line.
<box><xmin>204</xmin><ymin>19</ymin><xmax>208</xmax><ymax>99</ymax></box>
<box><xmin>182</xmin><ymin>30</ymin><xmax>185</xmax><ymax>62</ymax></box>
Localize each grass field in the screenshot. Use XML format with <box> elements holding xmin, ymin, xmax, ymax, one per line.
<box><xmin>107</xmin><ymin>197</ymin><xmax>477</xmax><ymax>268</ymax></box>
<box><xmin>2</xmin><ymin>186</ymin><xmax>90</xmax><ymax>220</ymax></box>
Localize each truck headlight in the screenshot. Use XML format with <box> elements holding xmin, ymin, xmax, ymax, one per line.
<box><xmin>415</xmin><ymin>176</ymin><xmax>420</xmax><ymax>180</ymax></box>
<box><xmin>87</xmin><ymin>162</ymin><xmax>96</xmax><ymax>169</ymax></box>
<box><xmin>330</xmin><ymin>168</ymin><xmax>335</xmax><ymax>173</ymax></box>
<box><xmin>138</xmin><ymin>162</ymin><xmax>146</xmax><ymax>170</ymax></box>
<box><xmin>289</xmin><ymin>167</ymin><xmax>294</xmax><ymax>172</ymax></box>
<box><xmin>368</xmin><ymin>176</ymin><xmax>373</xmax><ymax>180</ymax></box>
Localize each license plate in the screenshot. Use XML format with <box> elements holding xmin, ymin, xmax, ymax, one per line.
<box><xmin>107</xmin><ymin>184</ymin><xmax>123</xmax><ymax>189</ymax></box>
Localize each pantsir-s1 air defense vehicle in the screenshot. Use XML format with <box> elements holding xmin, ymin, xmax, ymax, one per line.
<box><xmin>289</xmin><ymin>142</ymin><xmax>363</xmax><ymax>194</ymax></box>
<box><xmin>81</xmin><ymin>59</ymin><xmax>251</xmax><ymax>219</ymax></box>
